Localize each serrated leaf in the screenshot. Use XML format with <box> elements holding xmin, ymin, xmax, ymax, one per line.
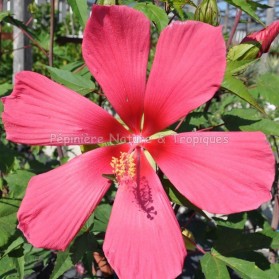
<box><xmin>46</xmin><ymin>66</ymin><xmax>95</xmax><ymax>95</ymax></box>
<box><xmin>93</xmin><ymin>204</ymin><xmax>112</xmax><ymax>232</ymax></box>
<box><xmin>50</xmin><ymin>251</ymin><xmax>73</xmax><ymax>279</ymax></box>
<box><xmin>224</xmin><ymin>0</ymin><xmax>264</xmax><ymax>26</ymax></box>
<box><xmin>201</xmin><ymin>253</ymin><xmax>230</xmax><ymax>279</ymax></box>
<box><xmin>250</xmin><ymin>73</ymin><xmax>279</xmax><ymax>106</ymax></box>
<box><xmin>5</xmin><ymin>170</ymin><xmax>35</xmax><ymax>198</ymax></box>
<box><xmin>222</xmin><ymin>108</ymin><xmax>279</xmax><ymax>136</ymax></box>
<box><xmin>134</xmin><ymin>3</ymin><xmax>168</xmax><ymax>32</ymax></box>
<box><xmin>212</xmin><ymin>249</ymin><xmax>272</xmax><ymax>279</ymax></box>
<box><xmin>222</xmin><ymin>74</ymin><xmax>265</xmax><ymax>114</ymax></box>
<box><xmin>68</xmin><ymin>0</ymin><xmax>88</xmax><ymax>28</ymax></box>
<box><xmin>0</xmin><ymin>199</ymin><xmax>20</xmax><ymax>248</ymax></box>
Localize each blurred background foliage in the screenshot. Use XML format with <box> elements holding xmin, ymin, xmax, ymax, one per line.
<box><xmin>0</xmin><ymin>0</ymin><xmax>279</xmax><ymax>278</ymax></box>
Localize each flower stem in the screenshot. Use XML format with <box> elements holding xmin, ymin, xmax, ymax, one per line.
<box><xmin>226</xmin><ymin>9</ymin><xmax>242</xmax><ymax>49</ymax></box>
<box><xmin>49</xmin><ymin>0</ymin><xmax>64</xmax><ymax>160</ymax></box>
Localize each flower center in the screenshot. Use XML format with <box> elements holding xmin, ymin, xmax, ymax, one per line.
<box><xmin>110</xmin><ymin>152</ymin><xmax>136</xmax><ymax>184</ymax></box>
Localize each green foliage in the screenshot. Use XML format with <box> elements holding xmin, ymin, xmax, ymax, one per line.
<box><xmin>67</xmin><ymin>0</ymin><xmax>89</xmax><ymax>28</ymax></box>
<box><xmin>224</xmin><ymin>0</ymin><xmax>265</xmax><ymax>26</ymax></box>
<box><xmin>201</xmin><ymin>253</ymin><xmax>230</xmax><ymax>279</ymax></box>
<box><xmin>46</xmin><ymin>66</ymin><xmax>95</xmax><ymax>95</ymax></box>
<box><xmin>50</xmin><ymin>251</ymin><xmax>73</xmax><ymax>279</ymax></box>
<box><xmin>0</xmin><ymin>199</ymin><xmax>20</xmax><ymax>248</ymax></box>
<box><xmin>93</xmin><ymin>204</ymin><xmax>112</xmax><ymax>232</ymax></box>
<box><xmin>222</xmin><ymin>74</ymin><xmax>265</xmax><ymax>114</ymax></box>
<box><xmin>134</xmin><ymin>3</ymin><xmax>169</xmax><ymax>32</ymax></box>
<box><xmin>222</xmin><ymin>108</ymin><xmax>279</xmax><ymax>136</ymax></box>
<box><xmin>250</xmin><ymin>73</ymin><xmax>279</xmax><ymax>106</ymax></box>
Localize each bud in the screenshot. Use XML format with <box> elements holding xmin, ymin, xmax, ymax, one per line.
<box><xmin>241</xmin><ymin>20</ymin><xmax>279</xmax><ymax>58</ymax></box>
<box><xmin>194</xmin><ymin>0</ymin><xmax>219</xmax><ymax>26</ymax></box>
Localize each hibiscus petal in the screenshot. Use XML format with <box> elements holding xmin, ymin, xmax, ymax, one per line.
<box><xmin>143</xmin><ymin>21</ymin><xmax>226</xmax><ymax>136</ymax></box>
<box><xmin>103</xmin><ymin>151</ymin><xmax>186</xmax><ymax>279</ymax></box>
<box><xmin>82</xmin><ymin>5</ymin><xmax>150</xmax><ymax>133</ymax></box>
<box><xmin>2</xmin><ymin>72</ymin><xmax>129</xmax><ymax>145</ymax></box>
<box><xmin>146</xmin><ymin>132</ymin><xmax>274</xmax><ymax>214</ymax></box>
<box><xmin>18</xmin><ymin>144</ymin><xmax>129</xmax><ymax>250</ymax></box>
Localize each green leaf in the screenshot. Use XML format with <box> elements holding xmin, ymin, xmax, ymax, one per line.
<box><xmin>13</xmin><ymin>256</ymin><xmax>25</xmax><ymax>279</ymax></box>
<box><xmin>0</xmin><ymin>199</ymin><xmax>21</xmax><ymax>248</ymax></box>
<box><xmin>0</xmin><ymin>11</ymin><xmax>10</xmax><ymax>22</ymax></box>
<box><xmin>134</xmin><ymin>3</ymin><xmax>168</xmax><ymax>32</ymax></box>
<box><xmin>93</xmin><ymin>204</ymin><xmax>112</xmax><ymax>232</ymax></box>
<box><xmin>224</xmin><ymin>0</ymin><xmax>264</xmax><ymax>26</ymax></box>
<box><xmin>163</xmin><ymin>179</ymin><xmax>209</xmax><ymax>219</ymax></box>
<box><xmin>250</xmin><ymin>73</ymin><xmax>279</xmax><ymax>106</ymax></box>
<box><xmin>227</xmin><ymin>44</ymin><xmax>260</xmax><ymax>61</ymax></box>
<box><xmin>222</xmin><ymin>74</ymin><xmax>265</xmax><ymax>114</ymax></box>
<box><xmin>0</xmin><ymin>237</ymin><xmax>25</xmax><ymax>260</ymax></box>
<box><xmin>3</xmin><ymin>15</ymin><xmax>37</xmax><ymax>39</ymax></box>
<box><xmin>67</xmin><ymin>0</ymin><xmax>88</xmax><ymax>28</ymax></box>
<box><xmin>222</xmin><ymin>108</ymin><xmax>279</xmax><ymax>136</ymax></box>
<box><xmin>214</xmin><ymin>227</ymin><xmax>273</xmax><ymax>255</ymax></box>
<box><xmin>50</xmin><ymin>251</ymin><xmax>73</xmax><ymax>279</ymax></box>
<box><xmin>5</xmin><ymin>170</ymin><xmax>35</xmax><ymax>198</ymax></box>
<box><xmin>0</xmin><ymin>83</ymin><xmax>13</xmax><ymax>97</ymax></box>
<box><xmin>0</xmin><ymin>143</ymin><xmax>16</xmax><ymax>173</ymax></box>
<box><xmin>214</xmin><ymin>213</ymin><xmax>247</xmax><ymax>230</ymax></box>
<box><xmin>0</xmin><ymin>255</ymin><xmax>19</xmax><ymax>277</ymax></box>
<box><xmin>70</xmin><ymin>232</ymin><xmax>98</xmax><ymax>263</ymax></box>
<box><xmin>260</xmin><ymin>222</ymin><xmax>279</xmax><ymax>249</ymax></box>
<box><xmin>46</xmin><ymin>66</ymin><xmax>95</xmax><ymax>95</ymax></box>
<box><xmin>212</xmin><ymin>249</ymin><xmax>272</xmax><ymax>279</ymax></box>
<box><xmin>201</xmin><ymin>253</ymin><xmax>230</xmax><ymax>279</ymax></box>
<box><xmin>226</xmin><ymin>59</ymin><xmax>257</xmax><ymax>75</ymax></box>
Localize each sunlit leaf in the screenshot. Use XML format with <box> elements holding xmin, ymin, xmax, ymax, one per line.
<box><xmin>250</xmin><ymin>73</ymin><xmax>279</xmax><ymax>106</ymax></box>
<box><xmin>212</xmin><ymin>249</ymin><xmax>271</xmax><ymax>279</ymax></box>
<box><xmin>201</xmin><ymin>253</ymin><xmax>230</xmax><ymax>279</ymax></box>
<box><xmin>224</xmin><ymin>0</ymin><xmax>264</xmax><ymax>26</ymax></box>
<box><xmin>222</xmin><ymin>74</ymin><xmax>265</xmax><ymax>114</ymax></box>
<box><xmin>50</xmin><ymin>251</ymin><xmax>73</xmax><ymax>279</ymax></box>
<box><xmin>5</xmin><ymin>170</ymin><xmax>35</xmax><ymax>198</ymax></box>
<box><xmin>68</xmin><ymin>0</ymin><xmax>88</xmax><ymax>28</ymax></box>
<box><xmin>134</xmin><ymin>3</ymin><xmax>169</xmax><ymax>32</ymax></box>
<box><xmin>0</xmin><ymin>199</ymin><xmax>20</xmax><ymax>248</ymax></box>
<box><xmin>222</xmin><ymin>108</ymin><xmax>279</xmax><ymax>136</ymax></box>
<box><xmin>93</xmin><ymin>204</ymin><xmax>112</xmax><ymax>232</ymax></box>
<box><xmin>46</xmin><ymin>66</ymin><xmax>95</xmax><ymax>95</ymax></box>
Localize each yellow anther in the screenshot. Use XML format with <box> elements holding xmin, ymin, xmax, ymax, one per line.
<box><xmin>111</xmin><ymin>152</ymin><xmax>136</xmax><ymax>183</ymax></box>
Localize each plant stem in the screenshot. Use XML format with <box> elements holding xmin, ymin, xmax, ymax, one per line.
<box><xmin>49</xmin><ymin>0</ymin><xmax>55</xmax><ymax>67</ymax></box>
<box><xmin>49</xmin><ymin>0</ymin><xmax>64</xmax><ymax>160</ymax></box>
<box><xmin>226</xmin><ymin>9</ymin><xmax>242</xmax><ymax>49</ymax></box>
<box><xmin>175</xmin><ymin>117</ymin><xmax>186</xmax><ymax>131</ymax></box>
